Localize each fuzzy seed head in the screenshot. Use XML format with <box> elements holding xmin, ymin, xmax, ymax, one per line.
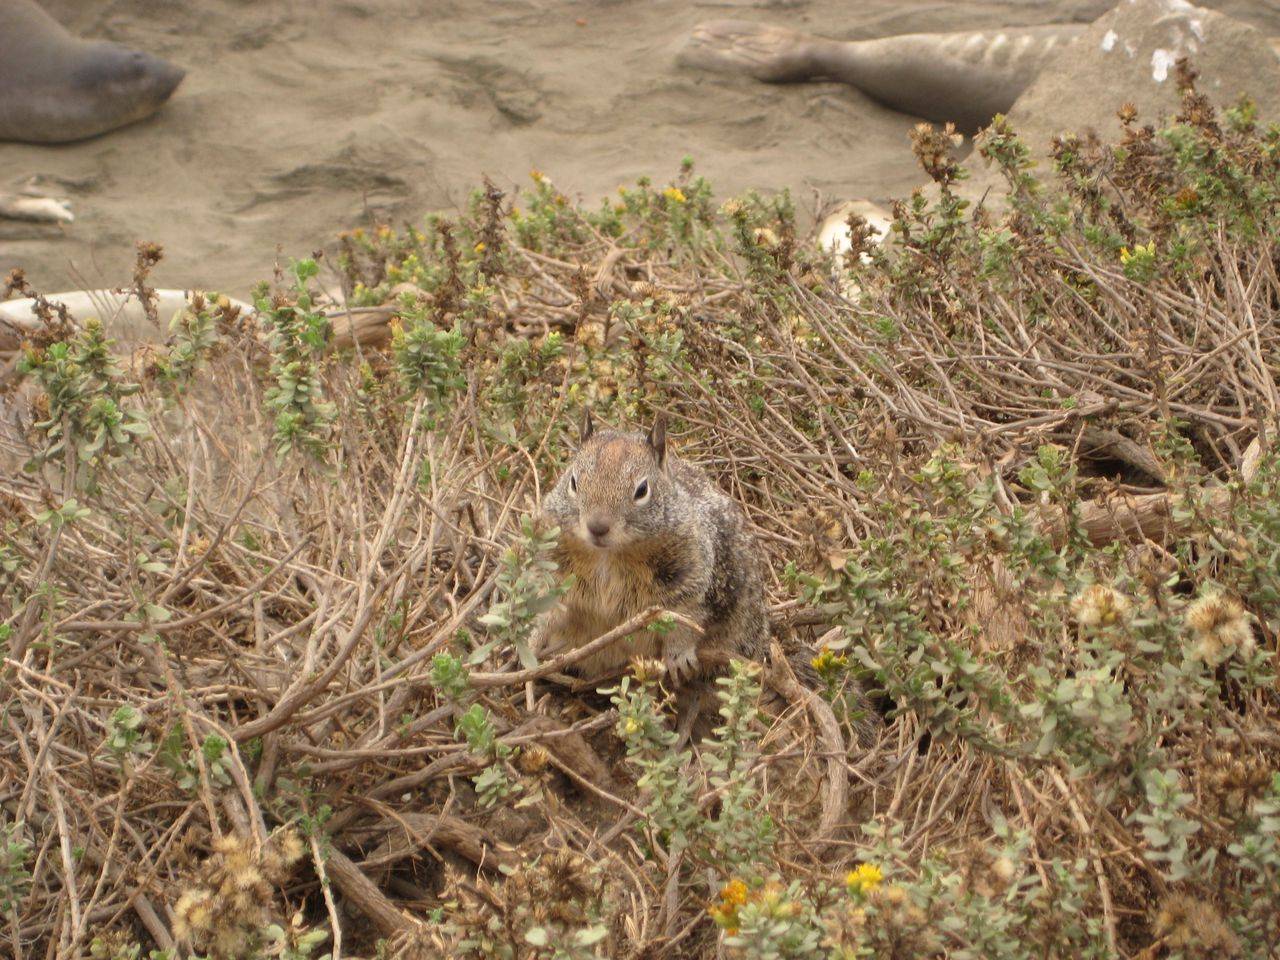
<box><xmin>991</xmin><ymin>855</ymin><xmax>1016</xmax><ymax>885</ymax></box>
<box><xmin>172</xmin><ymin>886</ymin><xmax>214</xmax><ymax>940</ymax></box>
<box><xmin>1070</xmin><ymin>583</ymin><xmax>1133</xmax><ymax>628</ymax></box>
<box><xmin>231</xmin><ymin>863</ymin><xmax>263</xmax><ymax>891</ymax></box>
<box><xmin>517</xmin><ymin>745</ymin><xmax>551</xmax><ymax>775</ymax></box>
<box><xmin>1154</xmin><ymin>893</ymin><xmax>1240</xmax><ymax>956</ymax></box>
<box><xmin>1186</xmin><ymin>592</ymin><xmax>1254</xmax><ymax>665</ymax></box>
<box><xmin>275</xmin><ymin>829</ymin><xmax>306</xmax><ymax>866</ymax></box>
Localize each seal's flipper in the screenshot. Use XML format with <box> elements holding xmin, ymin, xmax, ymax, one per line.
<box><xmin>677</xmin><ymin>19</ymin><xmax>825</xmax><ymax>84</ymax></box>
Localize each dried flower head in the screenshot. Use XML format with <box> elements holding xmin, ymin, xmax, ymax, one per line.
<box><xmin>1070</xmin><ymin>583</ymin><xmax>1133</xmax><ymax>628</ymax></box>
<box><xmin>1203</xmin><ymin>744</ymin><xmax>1273</xmax><ymax>816</ymax></box>
<box><xmin>172</xmin><ymin>886</ymin><xmax>214</xmax><ymax>940</ymax></box>
<box><xmin>628</xmin><ymin>657</ymin><xmax>666</xmax><ymax>685</ymax></box>
<box><xmin>575</xmin><ymin>319</ymin><xmax>606</xmax><ymax>349</ymax></box>
<box><xmin>274</xmin><ymin>829</ymin><xmax>306</xmax><ymax>867</ymax></box>
<box><xmin>517</xmin><ymin>745</ymin><xmax>551</xmax><ymax>775</ymax></box>
<box><xmin>910</xmin><ymin>122</ymin><xmax>964</xmax><ymax>185</ymax></box>
<box><xmin>1186</xmin><ymin>591</ymin><xmax>1254</xmax><ymax>665</ymax></box>
<box><xmin>169</xmin><ymin>829</ymin><xmax>307</xmax><ymax>956</ymax></box>
<box><xmin>752</xmin><ymin>227</ymin><xmax>779</xmax><ymax>248</ymax></box>
<box><xmin>1154</xmin><ymin>893</ymin><xmax>1241</xmax><ymax>957</ymax></box>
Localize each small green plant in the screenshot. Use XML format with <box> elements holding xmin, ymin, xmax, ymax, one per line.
<box><xmin>103</xmin><ymin>704</ymin><xmax>153</xmax><ymax>768</ymax></box>
<box><xmin>260</xmin><ymin>916</ymin><xmax>331</xmax><ymax>960</ymax></box>
<box><xmin>390</xmin><ymin>309</ymin><xmax>466</xmax><ymax>411</ymax></box>
<box><xmin>611</xmin><ymin>667</ymin><xmax>697</xmax><ymax>854</ymax></box>
<box><xmin>256</xmin><ymin>257</ymin><xmax>336</xmax><ymax>458</ymax></box>
<box><xmin>35</xmin><ymin>497</ymin><xmax>92</xmax><ymax>531</ymax></box>
<box><xmin>158</xmin><ymin>727</ymin><xmax>233</xmax><ymax>792</ymax></box>
<box><xmin>430</xmin><ymin>650</ymin><xmax>471</xmax><ymax>700</ymax></box>
<box><xmin>155</xmin><ymin>294</ymin><xmax>222</xmax><ymax>388</ymax></box>
<box><xmin>477</xmin><ymin>516</ymin><xmax>569</xmax><ymax>669</ymax></box>
<box><xmin>17</xmin><ymin>318</ymin><xmax>149</xmax><ymax>476</ymax></box>
<box><xmin>702</xmin><ymin>661</ymin><xmax>775</xmax><ymax>869</ymax></box>
<box><xmin>455</xmin><ymin>704</ymin><xmax>518</xmax><ymax>808</ymax></box>
<box><xmin>0</xmin><ymin>817</ymin><xmax>31</xmax><ymax>917</ymax></box>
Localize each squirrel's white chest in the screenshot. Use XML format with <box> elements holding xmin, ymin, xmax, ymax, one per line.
<box><xmin>536</xmin><ymin>551</ymin><xmax>665</xmax><ymax>674</ymax></box>
<box><xmin>569</xmin><ymin>553</ymin><xmax>655</xmax><ymax>622</ymax></box>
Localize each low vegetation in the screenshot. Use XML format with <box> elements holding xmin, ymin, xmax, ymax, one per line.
<box><xmin>1</xmin><ymin>68</ymin><xmax>1278</xmax><ymax>958</ymax></box>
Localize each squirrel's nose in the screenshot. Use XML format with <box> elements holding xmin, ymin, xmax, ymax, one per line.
<box><xmin>587</xmin><ymin>519</ymin><xmax>612</xmax><ymax>540</ymax></box>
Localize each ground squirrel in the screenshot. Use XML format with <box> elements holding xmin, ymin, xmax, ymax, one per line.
<box><xmin>536</xmin><ymin>414</ymin><xmax>767</xmax><ymax>692</ymax></box>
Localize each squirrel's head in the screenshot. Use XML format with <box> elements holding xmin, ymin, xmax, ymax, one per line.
<box><xmin>544</xmin><ymin>412</ymin><xmax>672</xmax><ymax>552</ymax></box>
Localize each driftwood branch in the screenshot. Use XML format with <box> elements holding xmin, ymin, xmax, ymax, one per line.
<box><xmin>1069</xmin><ymin>436</ymin><xmax>1263</xmax><ymax>546</ymax></box>
<box><xmin>768</xmin><ymin>641</ymin><xmax>848</xmax><ymax>850</ymax></box>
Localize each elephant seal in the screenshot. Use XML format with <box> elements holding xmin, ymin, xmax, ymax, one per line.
<box><xmin>814</xmin><ymin>199</ymin><xmax>894</xmax><ymax>300</ymax></box>
<box><xmin>0</xmin><ymin>289</ymin><xmax>254</xmax><ymax>349</ymax></box>
<box><xmin>679</xmin><ymin>20</ymin><xmax>1088</xmax><ymax>131</ymax></box>
<box><xmin>0</xmin><ymin>193</ymin><xmax>73</xmax><ymax>223</ymax></box>
<box><xmin>818</xmin><ymin>199</ymin><xmax>892</xmax><ymax>262</ymax></box>
<box><xmin>0</xmin><ymin>0</ymin><xmax>185</xmax><ymax>144</ymax></box>
<box><xmin>679</xmin><ymin>18</ymin><xmax>1280</xmax><ymax>132</ymax></box>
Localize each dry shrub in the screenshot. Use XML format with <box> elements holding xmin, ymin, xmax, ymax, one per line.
<box><xmin>1</xmin><ymin>79</ymin><xmax>1279</xmax><ymax>959</ymax></box>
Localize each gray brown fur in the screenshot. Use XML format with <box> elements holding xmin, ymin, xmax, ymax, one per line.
<box><xmin>0</xmin><ymin>0</ymin><xmax>185</xmax><ymax>144</ymax></box>
<box><xmin>537</xmin><ymin>419</ymin><xmax>767</xmax><ymax>686</ymax></box>
<box><xmin>679</xmin><ymin>20</ymin><xmax>1087</xmax><ymax>131</ymax></box>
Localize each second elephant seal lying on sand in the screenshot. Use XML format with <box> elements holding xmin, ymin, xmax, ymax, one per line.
<box><xmin>0</xmin><ymin>0</ymin><xmax>185</xmax><ymax>143</ymax></box>
<box><xmin>679</xmin><ymin>20</ymin><xmax>1086</xmax><ymax>131</ymax></box>
<box><xmin>680</xmin><ymin>17</ymin><xmax>1280</xmax><ymax>131</ymax></box>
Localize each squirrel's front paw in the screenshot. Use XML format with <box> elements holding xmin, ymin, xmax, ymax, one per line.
<box><xmin>663</xmin><ymin>645</ymin><xmax>701</xmax><ymax>688</ymax></box>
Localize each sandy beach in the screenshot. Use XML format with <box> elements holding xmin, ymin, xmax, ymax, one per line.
<box><xmin>5</xmin><ymin>0</ymin><xmax>1280</xmax><ymax>300</ymax></box>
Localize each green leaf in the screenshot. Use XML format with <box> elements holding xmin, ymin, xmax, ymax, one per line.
<box><xmin>576</xmin><ymin>925</ymin><xmax>608</xmax><ymax>946</ymax></box>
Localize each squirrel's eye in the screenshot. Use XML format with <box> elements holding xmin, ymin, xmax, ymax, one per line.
<box><xmin>633</xmin><ymin>478</ymin><xmax>650</xmax><ymax>503</ymax></box>
<box><xmin>569</xmin><ymin>473</ymin><xmax>578</xmax><ymax>495</ymax></box>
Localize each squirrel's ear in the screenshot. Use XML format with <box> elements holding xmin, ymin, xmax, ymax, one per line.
<box><xmin>580</xmin><ymin>409</ymin><xmax>594</xmax><ymax>444</ymax></box>
<box><xmin>647</xmin><ymin>415</ymin><xmax>668</xmax><ymax>469</ymax></box>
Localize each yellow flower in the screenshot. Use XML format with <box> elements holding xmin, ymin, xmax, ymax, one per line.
<box><xmin>1120</xmin><ymin>241</ymin><xmax>1155</xmax><ymax>266</ymax></box>
<box><xmin>663</xmin><ymin>186</ymin><xmax>687</xmax><ymax>204</ymax></box>
<box><xmin>708</xmin><ymin>879</ymin><xmax>749</xmax><ymax>933</ymax></box>
<box><xmin>530</xmin><ymin>169</ymin><xmax>544</xmax><ymax>182</ymax></box>
<box><xmin>811</xmin><ymin>648</ymin><xmax>849</xmax><ymax>675</ymax></box>
<box><xmin>846</xmin><ymin>863</ymin><xmax>884</xmax><ymax>896</ymax></box>
<box><xmin>474</xmin><ymin>241</ymin><xmax>487</xmax><ymax>253</ymax></box>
